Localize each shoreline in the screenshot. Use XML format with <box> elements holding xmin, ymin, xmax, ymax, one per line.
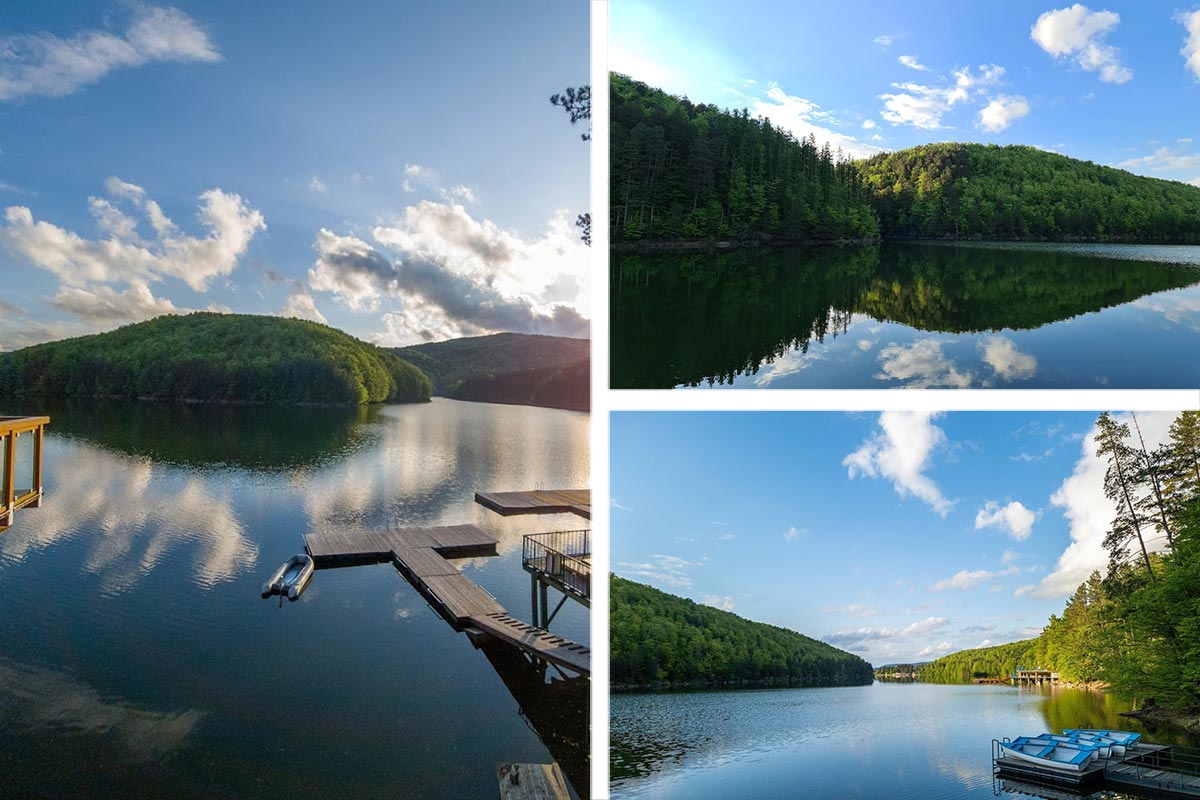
<box><xmin>1121</xmin><ymin>702</ymin><xmax>1200</xmax><ymax>735</ymax></box>
<box><xmin>613</xmin><ymin>234</ymin><xmax>1200</xmax><ymax>252</ymax></box>
<box><xmin>612</xmin><ymin>677</ymin><xmax>874</xmax><ymax>694</ymax></box>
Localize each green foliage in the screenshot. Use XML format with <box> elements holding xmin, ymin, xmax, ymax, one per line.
<box><xmin>393</xmin><ymin>332</ymin><xmax>589</xmax><ymax>410</ymax></box>
<box><xmin>611</xmin><ymin>575</ymin><xmax>874</xmax><ymax>688</ymax></box>
<box><xmin>0</xmin><ymin>312</ymin><xmax>431</xmax><ymax>405</ymax></box>
<box><xmin>610</xmin><ymin>74</ymin><xmax>880</xmax><ymax>243</ymax></box>
<box><xmin>918</xmin><ymin>640</ymin><xmax>1042</xmax><ymax>684</ymax></box>
<box><xmin>860</xmin><ymin>143</ymin><xmax>1200</xmax><ymax>241</ymax></box>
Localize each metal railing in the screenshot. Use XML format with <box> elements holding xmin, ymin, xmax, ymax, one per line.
<box><xmin>522</xmin><ymin>530</ymin><xmax>590</xmax><ymax>600</ymax></box>
<box><xmin>1</xmin><ymin>416</ymin><xmax>49</xmax><ymax>529</ymax></box>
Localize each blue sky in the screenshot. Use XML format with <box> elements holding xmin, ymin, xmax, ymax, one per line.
<box><xmin>612</xmin><ymin>1</ymin><xmax>1200</xmax><ymax>183</ymax></box>
<box><xmin>611</xmin><ymin>411</ymin><xmax>1184</xmax><ymax>666</ymax></box>
<box><xmin>0</xmin><ymin>2</ymin><xmax>589</xmax><ymax>349</ymax></box>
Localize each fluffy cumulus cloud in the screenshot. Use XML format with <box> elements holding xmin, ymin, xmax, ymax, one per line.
<box><xmin>749</xmin><ymin>84</ymin><xmax>886</xmax><ymax>159</ymax></box>
<box><xmin>876</xmin><ymin>339</ymin><xmax>973</xmax><ymax>388</ymax></box>
<box><xmin>278</xmin><ymin>285</ymin><xmax>327</xmax><ymax>324</ymax></box>
<box><xmin>702</xmin><ymin>595</ymin><xmax>736</xmax><ymax>611</ymax></box>
<box><xmin>0</xmin><ymin>5</ymin><xmax>219</xmax><ymax>101</ymax></box>
<box><xmin>879</xmin><ymin>64</ymin><xmax>1005</xmax><ymax>130</ymax></box>
<box><xmin>1027</xmin><ymin>411</ymin><xmax>1178</xmax><ymax>598</ymax></box>
<box><xmin>309</xmin><ymin>201</ymin><xmax>589</xmax><ymax>345</ymax></box>
<box><xmin>1181</xmin><ymin>10</ymin><xmax>1200</xmax><ymax>81</ymax></box>
<box><xmin>844</xmin><ymin>411</ymin><xmax>956</xmax><ymax>516</ymax></box>
<box><xmin>1031</xmin><ymin>4</ymin><xmax>1132</xmax><ymax>84</ymax></box>
<box><xmin>978</xmin><ymin>95</ymin><xmax>1031</xmax><ymax>133</ymax></box>
<box><xmin>975</xmin><ymin>500</ymin><xmax>1037</xmax><ymax>541</ymax></box>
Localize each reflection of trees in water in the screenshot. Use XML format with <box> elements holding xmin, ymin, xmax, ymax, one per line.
<box><xmin>611</xmin><ymin>244</ymin><xmax>1200</xmax><ymax>388</ymax></box>
<box><xmin>480</xmin><ymin>644</ymin><xmax>589</xmax><ymax>799</ymax></box>
<box><xmin>9</xmin><ymin>399</ymin><xmax>377</xmax><ymax>472</ymax></box>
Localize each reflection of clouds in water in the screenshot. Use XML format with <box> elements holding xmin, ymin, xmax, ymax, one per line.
<box><xmin>876</xmin><ymin>340</ymin><xmax>974</xmax><ymax>389</ymax></box>
<box><xmin>1134</xmin><ymin>289</ymin><xmax>1200</xmax><ymax>331</ymax></box>
<box><xmin>0</xmin><ymin>443</ymin><xmax>255</xmax><ymax>593</ymax></box>
<box><xmin>0</xmin><ymin>657</ymin><xmax>204</xmax><ymax>762</ymax></box>
<box><xmin>980</xmin><ymin>336</ymin><xmax>1037</xmax><ymax>381</ymax></box>
<box><xmin>753</xmin><ymin>349</ymin><xmax>827</xmax><ymax>387</ymax></box>
<box><xmin>876</xmin><ymin>336</ymin><xmax>1036</xmax><ymax>388</ymax></box>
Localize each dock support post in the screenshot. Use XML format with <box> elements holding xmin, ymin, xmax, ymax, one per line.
<box><xmin>30</xmin><ymin>424</ymin><xmax>43</xmax><ymax>509</ymax></box>
<box><xmin>530</xmin><ymin>573</ymin><xmax>538</xmax><ymax>624</ymax></box>
<box><xmin>1</xmin><ymin>430</ymin><xmax>13</xmax><ymax>528</ymax></box>
<box><xmin>538</xmin><ymin>581</ymin><xmax>549</xmax><ymax>628</ymax></box>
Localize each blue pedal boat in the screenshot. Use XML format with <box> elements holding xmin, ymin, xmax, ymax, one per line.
<box><xmin>1064</xmin><ymin>729</ymin><xmax>1140</xmax><ymax>749</ymax></box>
<box><xmin>1000</xmin><ymin>736</ymin><xmax>1100</xmax><ymax>771</ymax></box>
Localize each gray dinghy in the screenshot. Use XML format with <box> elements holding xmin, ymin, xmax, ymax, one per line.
<box><xmin>262</xmin><ymin>553</ymin><xmax>314</xmax><ymax>601</ymax></box>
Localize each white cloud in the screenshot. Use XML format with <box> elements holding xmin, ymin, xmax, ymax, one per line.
<box><xmin>879</xmin><ymin>64</ymin><xmax>1004</xmax><ymax>130</ymax></box>
<box><xmin>861</xmin><ymin>119</ymin><xmax>877</xmax><ymax>130</ymax></box>
<box><xmin>823</xmin><ymin>616</ymin><xmax>950</xmax><ymax>648</ymax></box>
<box><xmin>440</xmin><ymin>185</ymin><xmax>478</xmax><ymax>204</ymax></box>
<box><xmin>279</xmin><ymin>286</ymin><xmax>327</xmax><ymax>324</ymax></box>
<box><xmin>750</xmin><ymin>84</ymin><xmax>886</xmax><ymax>159</ymax></box>
<box><xmin>702</xmin><ymin>595</ymin><xmax>736</xmax><ymax>611</ymax></box>
<box><xmin>1002</xmin><ymin>549</ymin><xmax>1019</xmax><ymax>566</ymax></box>
<box><xmin>1190</xmin><ymin>177</ymin><xmax>1200</xmax><ymax>187</ymax></box>
<box><xmin>2</xmin><ymin>179</ymin><xmax>264</xmax><ymax>293</ymax></box>
<box><xmin>844</xmin><ymin>411</ymin><xmax>956</xmax><ymax>516</ymax></box>
<box><xmin>899</xmin><ymin>55</ymin><xmax>931</xmax><ymax>71</ymax></box>
<box><xmin>874</xmin><ymin>34</ymin><xmax>894</xmax><ymax>48</ymax></box>
<box><xmin>0</xmin><ymin>5</ymin><xmax>219</xmax><ymax>101</ymax></box>
<box><xmin>1032</xmin><ymin>411</ymin><xmax>1178</xmax><ymax>598</ymax></box>
<box><xmin>1031</xmin><ymin>4</ymin><xmax>1132</xmax><ymax>84</ymax></box>
<box><xmin>822</xmin><ymin>603</ymin><xmax>881</xmax><ymax>618</ymax></box>
<box><xmin>784</xmin><ymin>525</ymin><xmax>804</xmax><ymax>542</ymax></box>
<box><xmin>978</xmin><ymin>95</ymin><xmax>1031</xmax><ymax>132</ymax></box>
<box><xmin>402</xmin><ymin>163</ymin><xmax>436</xmax><ymax>193</ymax></box>
<box><xmin>981</xmin><ymin>336</ymin><xmax>1037</xmax><ymax>380</ymax></box>
<box><xmin>351</xmin><ymin>171</ymin><xmax>373</xmax><ymax>184</ymax></box>
<box><xmin>310</xmin><ymin>201</ymin><xmax>589</xmax><ymax>345</ymax></box>
<box><xmin>50</xmin><ymin>281</ymin><xmax>181</xmax><ymax>324</ymax></box>
<box><xmin>309</xmin><ymin>176</ymin><xmax>327</xmax><ymax>193</ymax></box>
<box><xmin>876</xmin><ymin>339</ymin><xmax>974</xmax><ymax>388</ymax></box>
<box><xmin>1181</xmin><ymin>10</ymin><xmax>1200</xmax><ymax>81</ymax></box>
<box><xmin>975</xmin><ymin>500</ymin><xmax>1037</xmax><ymax>541</ymax></box>
<box><xmin>616</xmin><ymin>555</ymin><xmax>701</xmax><ymax>589</ymax></box>
<box><xmin>930</xmin><ymin>569</ymin><xmax>996</xmax><ymax>591</ymax></box>
<box><xmin>916</xmin><ymin>641</ymin><xmax>955</xmax><ymax>657</ymax></box>
<box><xmin>1118</xmin><ymin>144</ymin><xmax>1200</xmax><ymax>173</ymax></box>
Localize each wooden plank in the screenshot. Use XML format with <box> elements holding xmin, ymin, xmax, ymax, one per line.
<box><xmin>387</xmin><ymin>527</ymin><xmax>441</xmax><ymax>548</ymax></box>
<box><xmin>393</xmin><ymin>547</ymin><xmax>461</xmax><ymax>578</ymax></box>
<box><xmin>422</xmin><ymin>574</ymin><xmax>504</xmax><ymax>620</ymax></box>
<box><xmin>470</xmin><ymin>612</ymin><xmax>590</xmax><ymax>675</ymax></box>
<box><xmin>425</xmin><ymin>524</ymin><xmax>497</xmax><ymax>554</ymax></box>
<box><xmin>497</xmin><ymin>763</ymin><xmax>572</xmax><ymax>800</ymax></box>
<box><xmin>475</xmin><ymin>490</ymin><xmax>590</xmax><ymax>519</ymax></box>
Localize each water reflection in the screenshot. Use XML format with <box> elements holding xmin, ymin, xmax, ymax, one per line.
<box><xmin>611</xmin><ymin>243</ymin><xmax>1200</xmax><ymax>388</ymax></box>
<box><xmin>0</xmin><ymin>657</ymin><xmax>205</xmax><ymax>761</ymax></box>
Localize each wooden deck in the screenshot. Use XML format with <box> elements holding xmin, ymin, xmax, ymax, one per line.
<box><xmin>497</xmin><ymin>763</ymin><xmax>572</xmax><ymax>800</ymax></box>
<box><xmin>995</xmin><ymin>742</ymin><xmax>1200</xmax><ymax>798</ymax></box>
<box><xmin>470</xmin><ymin>612</ymin><xmax>591</xmax><ymax>675</ymax></box>
<box><xmin>475</xmin><ymin>489</ymin><xmax>591</xmax><ymax>520</ymax></box>
<box><xmin>304</xmin><ymin>524</ymin><xmax>589</xmax><ymax>676</ymax></box>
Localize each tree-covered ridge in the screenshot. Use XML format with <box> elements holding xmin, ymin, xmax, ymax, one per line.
<box><xmin>611</xmin><ymin>575</ymin><xmax>875</xmax><ymax>689</ymax></box>
<box><xmin>0</xmin><ymin>313</ymin><xmax>431</xmax><ymax>405</ymax></box>
<box><xmin>393</xmin><ymin>332</ymin><xmax>589</xmax><ymax>410</ymax></box>
<box><xmin>918</xmin><ymin>412</ymin><xmax>1200</xmax><ymax>712</ymax></box>
<box><xmin>611</xmin><ymin>73</ymin><xmax>880</xmax><ymax>243</ymax></box>
<box><xmin>860</xmin><ymin>143</ymin><xmax>1200</xmax><ymax>241</ymax></box>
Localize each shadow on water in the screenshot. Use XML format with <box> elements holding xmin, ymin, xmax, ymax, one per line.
<box><xmin>0</xmin><ymin>398</ymin><xmax>378</xmax><ymax>471</ymax></box>
<box><xmin>610</xmin><ymin>243</ymin><xmax>1200</xmax><ymax>388</ymax></box>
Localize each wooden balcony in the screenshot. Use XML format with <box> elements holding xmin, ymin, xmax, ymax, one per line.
<box><xmin>1</xmin><ymin>416</ymin><xmax>49</xmax><ymax>530</ymax></box>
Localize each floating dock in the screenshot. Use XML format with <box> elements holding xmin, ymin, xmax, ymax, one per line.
<box><xmin>497</xmin><ymin>762</ymin><xmax>573</xmax><ymax>800</ymax></box>
<box><xmin>993</xmin><ymin>739</ymin><xmax>1200</xmax><ymax>797</ymax></box>
<box><xmin>475</xmin><ymin>489</ymin><xmax>591</xmax><ymax>520</ymax></box>
<box><xmin>304</xmin><ymin>526</ymin><xmax>590</xmax><ymax>676</ymax></box>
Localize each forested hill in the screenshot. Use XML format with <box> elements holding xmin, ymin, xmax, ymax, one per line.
<box><xmin>610</xmin><ymin>74</ymin><xmax>1200</xmax><ymax>244</ymax></box>
<box><xmin>0</xmin><ymin>313</ymin><xmax>431</xmax><ymax>405</ymax></box>
<box><xmin>917</xmin><ymin>639</ymin><xmax>1041</xmax><ymax>684</ymax></box>
<box><xmin>860</xmin><ymin>143</ymin><xmax>1200</xmax><ymax>241</ymax></box>
<box><xmin>611</xmin><ymin>576</ymin><xmax>875</xmax><ymax>690</ymax></box>
<box><xmin>610</xmin><ymin>73</ymin><xmax>881</xmax><ymax>243</ymax></box>
<box><xmin>393</xmin><ymin>332</ymin><xmax>589</xmax><ymax>411</ymax></box>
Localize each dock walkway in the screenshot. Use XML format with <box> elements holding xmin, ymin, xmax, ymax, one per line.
<box><xmin>994</xmin><ymin>741</ymin><xmax>1200</xmax><ymax>798</ymax></box>
<box><xmin>475</xmin><ymin>489</ymin><xmax>590</xmax><ymax>520</ymax></box>
<box><xmin>304</xmin><ymin>526</ymin><xmax>590</xmax><ymax>676</ymax></box>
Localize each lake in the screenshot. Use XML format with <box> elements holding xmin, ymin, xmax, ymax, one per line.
<box><xmin>610</xmin><ymin>242</ymin><xmax>1200</xmax><ymax>389</ymax></box>
<box><xmin>610</xmin><ymin>682</ymin><xmax>1196</xmax><ymax>799</ymax></box>
<box><xmin>0</xmin><ymin>398</ymin><xmax>590</xmax><ymax>799</ymax></box>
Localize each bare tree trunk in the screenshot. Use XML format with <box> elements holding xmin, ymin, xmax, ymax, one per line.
<box><xmin>1132</xmin><ymin>413</ymin><xmax>1174</xmax><ymax>550</ymax></box>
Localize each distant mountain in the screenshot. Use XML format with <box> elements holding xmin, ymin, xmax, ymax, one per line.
<box><xmin>860</xmin><ymin>143</ymin><xmax>1200</xmax><ymax>241</ymax></box>
<box><xmin>611</xmin><ymin>576</ymin><xmax>875</xmax><ymax>690</ymax></box>
<box><xmin>393</xmin><ymin>332</ymin><xmax>589</xmax><ymax>411</ymax></box>
<box><xmin>0</xmin><ymin>313</ymin><xmax>431</xmax><ymax>405</ymax></box>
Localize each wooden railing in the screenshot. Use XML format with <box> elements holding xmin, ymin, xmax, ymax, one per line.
<box><xmin>1</xmin><ymin>416</ymin><xmax>49</xmax><ymax>529</ymax></box>
<box><xmin>522</xmin><ymin>530</ymin><xmax>591</xmax><ymax>601</ymax></box>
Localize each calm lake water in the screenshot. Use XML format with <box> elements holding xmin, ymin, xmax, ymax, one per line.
<box><xmin>0</xmin><ymin>398</ymin><xmax>590</xmax><ymax>799</ymax></box>
<box><xmin>610</xmin><ymin>242</ymin><xmax>1200</xmax><ymax>389</ymax></box>
<box><xmin>610</xmin><ymin>683</ymin><xmax>1196</xmax><ymax>800</ymax></box>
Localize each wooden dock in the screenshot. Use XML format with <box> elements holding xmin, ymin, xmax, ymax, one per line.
<box><xmin>497</xmin><ymin>762</ymin><xmax>572</xmax><ymax>800</ymax></box>
<box><xmin>304</xmin><ymin>525</ymin><xmax>590</xmax><ymax>676</ymax></box>
<box><xmin>994</xmin><ymin>741</ymin><xmax>1200</xmax><ymax>798</ymax></box>
<box><xmin>475</xmin><ymin>489</ymin><xmax>591</xmax><ymax>520</ymax></box>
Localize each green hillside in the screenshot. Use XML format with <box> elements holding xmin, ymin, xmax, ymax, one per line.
<box><xmin>917</xmin><ymin>639</ymin><xmax>1042</xmax><ymax>684</ymax></box>
<box><xmin>611</xmin><ymin>575</ymin><xmax>875</xmax><ymax>689</ymax></box>
<box><xmin>393</xmin><ymin>332</ymin><xmax>589</xmax><ymax>410</ymax></box>
<box><xmin>0</xmin><ymin>313</ymin><xmax>431</xmax><ymax>405</ymax></box>
<box><xmin>860</xmin><ymin>142</ymin><xmax>1200</xmax><ymax>241</ymax></box>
